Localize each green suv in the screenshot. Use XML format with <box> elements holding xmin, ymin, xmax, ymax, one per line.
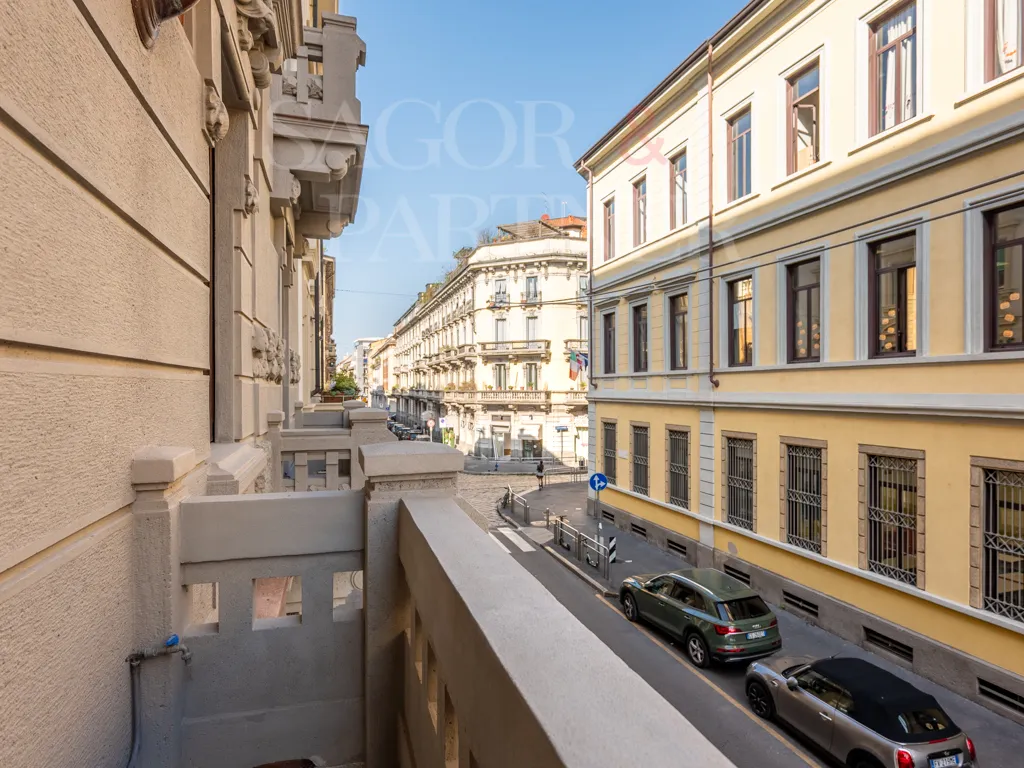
<box><xmin>620</xmin><ymin>568</ymin><xmax>782</xmax><ymax>668</ymax></box>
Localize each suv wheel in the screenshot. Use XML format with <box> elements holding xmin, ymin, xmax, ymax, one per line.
<box><xmin>685</xmin><ymin>632</ymin><xmax>710</xmax><ymax>668</ymax></box>
<box><xmin>622</xmin><ymin>594</ymin><xmax>638</xmax><ymax>622</ymax></box>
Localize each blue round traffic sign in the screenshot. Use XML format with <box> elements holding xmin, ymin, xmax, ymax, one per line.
<box><xmin>589</xmin><ymin>472</ymin><xmax>608</xmax><ymax>492</ymax></box>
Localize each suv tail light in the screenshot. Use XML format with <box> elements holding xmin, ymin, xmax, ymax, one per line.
<box><xmin>965</xmin><ymin>736</ymin><xmax>976</xmax><ymax>761</ymax></box>
<box><xmin>896</xmin><ymin>749</ymin><xmax>914</xmax><ymax>768</ymax></box>
<box><xmin>769</xmin><ymin>618</ymin><xmax>778</xmax><ymax>628</ymax></box>
<box><xmin>714</xmin><ymin>625</ymin><xmax>740</xmax><ymax>635</ymax></box>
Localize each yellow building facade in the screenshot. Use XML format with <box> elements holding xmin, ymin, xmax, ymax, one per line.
<box><xmin>577</xmin><ymin>0</ymin><xmax>1024</xmax><ymax>722</ymax></box>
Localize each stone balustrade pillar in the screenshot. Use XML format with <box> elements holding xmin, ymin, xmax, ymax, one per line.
<box><xmin>359</xmin><ymin>442</ymin><xmax>463</xmax><ymax>768</ymax></box>
<box><xmin>267</xmin><ymin>410</ymin><xmax>284</xmax><ymax>492</ymax></box>
<box><xmin>293</xmin><ymin>400</ymin><xmax>305</xmax><ymax>429</ymax></box>
<box><xmin>349</xmin><ymin>407</ymin><xmax>392</xmax><ymax>489</ymax></box>
<box><xmin>131</xmin><ymin>446</ymin><xmax>206</xmax><ymax>768</ymax></box>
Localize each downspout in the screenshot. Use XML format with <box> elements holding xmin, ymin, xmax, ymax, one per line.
<box><xmin>583</xmin><ymin>163</ymin><xmax>595</xmax><ymax>392</ymax></box>
<box><xmin>707</xmin><ymin>42</ymin><xmax>721</xmax><ymax>389</ymax></box>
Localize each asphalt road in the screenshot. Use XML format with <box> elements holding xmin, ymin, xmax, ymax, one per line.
<box><xmin>488</xmin><ymin>525</ymin><xmax>1024</xmax><ymax>768</ymax></box>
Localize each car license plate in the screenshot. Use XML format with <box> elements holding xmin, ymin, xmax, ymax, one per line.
<box><xmin>746</xmin><ymin>630</ymin><xmax>767</xmax><ymax>640</ymax></box>
<box><xmin>930</xmin><ymin>756</ymin><xmax>960</xmax><ymax>768</ymax></box>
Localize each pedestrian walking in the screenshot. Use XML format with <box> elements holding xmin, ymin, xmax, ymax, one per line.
<box><xmin>536</xmin><ymin>459</ymin><xmax>545</xmax><ymax>490</ymax></box>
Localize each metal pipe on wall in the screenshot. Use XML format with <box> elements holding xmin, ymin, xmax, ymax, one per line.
<box><xmin>707</xmin><ymin>42</ymin><xmax>721</xmax><ymax>389</ymax></box>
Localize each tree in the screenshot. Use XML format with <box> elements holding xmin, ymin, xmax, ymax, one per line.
<box><xmin>331</xmin><ymin>371</ymin><xmax>357</xmax><ymax>395</ymax></box>
<box><xmin>476</xmin><ymin>227</ymin><xmax>498</xmax><ymax>245</ymax></box>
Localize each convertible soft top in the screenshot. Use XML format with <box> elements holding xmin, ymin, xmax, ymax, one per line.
<box><xmin>812</xmin><ymin>657</ymin><xmax>960</xmax><ymax>744</ymax></box>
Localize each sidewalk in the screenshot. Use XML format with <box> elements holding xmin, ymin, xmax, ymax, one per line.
<box><xmin>505</xmin><ymin>482</ymin><xmax>685</xmax><ymax>588</ymax></box>
<box><xmin>462</xmin><ymin>455</ymin><xmax>586</xmax><ymax>475</ymax></box>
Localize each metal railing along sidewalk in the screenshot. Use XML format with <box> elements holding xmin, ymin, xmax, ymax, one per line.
<box><xmin>551</xmin><ymin>515</ymin><xmax>610</xmax><ymax>580</ymax></box>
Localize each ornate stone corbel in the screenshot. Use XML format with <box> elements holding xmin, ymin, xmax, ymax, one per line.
<box><xmin>203</xmin><ymin>81</ymin><xmax>229</xmax><ymax>145</ymax></box>
<box><xmin>236</xmin><ymin>0</ymin><xmax>283</xmax><ymax>90</ymax></box>
<box><xmin>324</xmin><ymin>148</ymin><xmax>358</xmax><ymax>182</ymax></box>
<box><xmin>244</xmin><ymin>177</ymin><xmax>259</xmax><ymax>216</ymax></box>
<box><xmin>133</xmin><ymin>0</ymin><xmax>201</xmax><ymax>49</ymax></box>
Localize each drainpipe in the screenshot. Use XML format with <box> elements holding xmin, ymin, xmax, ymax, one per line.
<box><xmin>582</xmin><ymin>162</ymin><xmax>595</xmax><ymax>391</ymax></box>
<box><xmin>707</xmin><ymin>42</ymin><xmax>721</xmax><ymax>389</ymax></box>
<box><xmin>124</xmin><ymin>635</ymin><xmax>192</xmax><ymax>768</ymax></box>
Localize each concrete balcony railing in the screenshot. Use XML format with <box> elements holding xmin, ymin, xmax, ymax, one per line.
<box><xmin>564</xmin><ymin>338</ymin><xmax>588</xmax><ymax>355</ymax></box>
<box><xmin>269</xmin><ymin>404</ymin><xmax>395</xmax><ymax>491</ymax></box>
<box><xmin>271</xmin><ymin>14</ymin><xmax>367</xmax><ymax>240</ymax></box>
<box><xmin>126</xmin><ymin>442</ymin><xmax>728</xmax><ymax>767</ymax></box>
<box><xmin>478</xmin><ymin>340</ymin><xmax>550</xmax><ymax>358</ymax></box>
<box><xmin>561</xmin><ymin>390</ymin><xmax>587</xmax><ymax>404</ymax></box>
<box><xmin>457</xmin><ymin>343</ymin><xmax>477</xmax><ymax>359</ymax></box>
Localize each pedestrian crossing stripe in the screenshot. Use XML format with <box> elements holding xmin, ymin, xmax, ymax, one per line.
<box><xmin>496</xmin><ymin>527</ymin><xmax>534</xmax><ymax>552</ymax></box>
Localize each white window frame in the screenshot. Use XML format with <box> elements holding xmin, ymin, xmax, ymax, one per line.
<box><xmin>963</xmin><ymin>182</ymin><xmax>1024</xmax><ymax>353</ymax></box>
<box><xmin>627</xmin><ymin>297</ymin><xmax>652</xmax><ymax>374</ymax></box>
<box><xmin>718</xmin><ymin>268</ymin><xmax>760</xmax><ymax>368</ymax></box>
<box><xmin>662</xmin><ymin>282</ymin><xmax>693</xmax><ymax>372</ymax></box>
<box><xmin>525</xmin><ymin>314</ymin><xmax>539</xmax><ymax>341</ymax></box>
<box><xmin>776</xmin><ymin>246</ymin><xmax>830</xmax><ymax>365</ymax></box>
<box><xmin>720</xmin><ymin>93</ymin><xmax>757</xmax><ymax>208</ymax></box>
<box><xmin>855</xmin><ymin>0</ymin><xmax>930</xmax><ymax>145</ymax></box>
<box><xmin>853</xmin><ymin>215</ymin><xmax>930</xmax><ymax>360</ymax></box>
<box><xmin>777</xmin><ymin>45</ymin><xmax>828</xmax><ymax>182</ymax></box>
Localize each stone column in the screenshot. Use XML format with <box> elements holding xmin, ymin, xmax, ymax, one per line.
<box><xmin>359</xmin><ymin>442</ymin><xmax>464</xmax><ymax>768</ymax></box>
<box><xmin>131</xmin><ymin>446</ymin><xmax>206</xmax><ymax>768</ymax></box>
<box><xmin>267</xmin><ymin>410</ymin><xmax>284</xmax><ymax>492</ymax></box>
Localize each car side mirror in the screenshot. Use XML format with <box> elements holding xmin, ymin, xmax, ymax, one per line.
<box><xmin>785</xmin><ymin>677</ymin><xmax>798</xmax><ymax>691</ymax></box>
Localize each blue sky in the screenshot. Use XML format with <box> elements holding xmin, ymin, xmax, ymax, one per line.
<box><xmin>329</xmin><ymin>0</ymin><xmax>747</xmax><ymax>351</ymax></box>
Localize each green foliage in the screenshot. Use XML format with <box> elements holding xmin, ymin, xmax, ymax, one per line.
<box><xmin>331</xmin><ymin>371</ymin><xmax>357</xmax><ymax>395</ymax></box>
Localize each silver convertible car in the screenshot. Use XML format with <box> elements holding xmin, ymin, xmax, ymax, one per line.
<box><xmin>745</xmin><ymin>656</ymin><xmax>978</xmax><ymax>768</ymax></box>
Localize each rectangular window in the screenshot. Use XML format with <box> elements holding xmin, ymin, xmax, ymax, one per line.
<box><xmin>987</xmin><ymin>0</ymin><xmax>1023</xmax><ymax>82</ymax></box>
<box><xmin>870</xmin><ymin>234</ymin><xmax>916</xmax><ymax>357</ymax></box>
<box><xmin>494</xmin><ymin>364</ymin><xmax>507</xmax><ymax>390</ymax></box>
<box><xmin>670</xmin><ymin>152</ymin><xmax>687</xmax><ymax>228</ymax></box>
<box><xmin>668</xmin><ymin>430</ymin><xmax>690</xmax><ymax>508</ymax></box>
<box><xmin>604</xmin><ymin>199</ymin><xmax>615</xmax><ymax>261</ymax></box>
<box><xmin>632</xmin><ymin>303</ymin><xmax>648</xmax><ymax>372</ymax></box>
<box><xmin>578</xmin><ymin>275</ymin><xmax>589</xmax><ymax>295</ymax></box>
<box><xmin>728</xmin><ymin>109</ymin><xmax>752</xmax><ymax>201</ymax></box>
<box><xmin>986</xmin><ymin>203</ymin><xmax>1024</xmax><ymax>350</ymax></box>
<box><xmin>578</xmin><ymin>314</ymin><xmax>589</xmax><ymax>340</ymax></box>
<box><xmin>603</xmin><ymin>311</ymin><xmax>616</xmax><ymax>374</ymax></box>
<box><xmin>633</xmin><ymin>178</ymin><xmax>647</xmax><ymax>246</ymax></box>
<box><xmin>788</xmin><ymin>259</ymin><xmax>821</xmax><ymax>362</ymax></box>
<box><xmin>669</xmin><ymin>293</ymin><xmax>688</xmax><ymax>370</ymax></box>
<box><xmin>787</xmin><ymin>63</ymin><xmax>820</xmax><ymax>174</ymax></box>
<box><xmin>525</xmin><ymin>363</ymin><xmax>538</xmax><ymax>390</ymax></box>
<box><xmin>786</xmin><ymin>446</ymin><xmax>822</xmax><ymax>553</ymax></box>
<box><xmin>494</xmin><ymin>278</ymin><xmax>507</xmax><ymax>305</ymax></box>
<box><xmin>982</xmin><ymin>468</ymin><xmax>1024</xmax><ymax>621</ymax></box>
<box><xmin>632</xmin><ymin>425</ymin><xmax>649</xmax><ymax>496</ymax></box>
<box><xmin>729</xmin><ymin>277</ymin><xmax>754</xmax><ymax>366</ymax></box>
<box><xmin>525</xmin><ymin>316</ymin><xmax>537</xmax><ymax>340</ymax></box>
<box><xmin>866</xmin><ymin>454</ymin><xmax>918</xmax><ymax>585</ymax></box>
<box><xmin>525</xmin><ymin>276</ymin><xmax>539</xmax><ymax>302</ymax></box>
<box><xmin>870</xmin><ymin>3</ymin><xmax>917</xmax><ymax>136</ymax></box>
<box><xmin>603</xmin><ymin>422</ymin><xmax>617</xmax><ymax>485</ymax></box>
<box><xmin>725</xmin><ymin>437</ymin><xmax>755</xmax><ymax>530</ymax></box>
<box><xmin>495</xmin><ymin>318</ymin><xmax>507</xmax><ymax>343</ymax></box>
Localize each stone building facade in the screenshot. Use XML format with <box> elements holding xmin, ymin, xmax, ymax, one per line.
<box><xmin>0</xmin><ymin>0</ymin><xmax>365</xmax><ymax>763</ymax></box>
<box><xmin>391</xmin><ymin>217</ymin><xmax>590</xmax><ymax>462</ymax></box>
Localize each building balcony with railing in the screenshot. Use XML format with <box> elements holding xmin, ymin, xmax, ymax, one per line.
<box><xmin>478</xmin><ymin>339</ymin><xmax>551</xmax><ymax>359</ymax></box>
<box><xmin>121</xmin><ymin>418</ymin><xmax>717</xmax><ymax>767</ymax></box>
<box><xmin>520</xmin><ymin>291</ymin><xmax>542</xmax><ymax>306</ymax></box>
<box><xmin>486</xmin><ymin>293</ymin><xmax>510</xmax><ymax>308</ymax></box>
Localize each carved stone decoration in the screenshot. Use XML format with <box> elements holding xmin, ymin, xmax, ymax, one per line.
<box><xmin>244</xmin><ymin>177</ymin><xmax>259</xmax><ymax>216</ymax></box>
<box><xmin>290</xmin><ymin>177</ymin><xmax>301</xmax><ymax>205</ymax></box>
<box><xmin>236</xmin><ymin>0</ymin><xmax>282</xmax><ymax>90</ymax></box>
<box><xmin>203</xmin><ymin>82</ymin><xmax>229</xmax><ymax>144</ymax></box>
<box><xmin>133</xmin><ymin>0</ymin><xmax>201</xmax><ymax>49</ymax></box>
<box><xmin>324</xmin><ymin>148</ymin><xmax>358</xmax><ymax>182</ymax></box>
<box><xmin>281</xmin><ymin>74</ymin><xmax>298</xmax><ymax>96</ymax></box>
<box><xmin>289</xmin><ymin>350</ymin><xmax>301</xmax><ymax>384</ymax></box>
<box><xmin>308</xmin><ymin>75</ymin><xmax>324</xmax><ymax>100</ymax></box>
<box><xmin>252</xmin><ymin>325</ymin><xmax>288</xmax><ymax>384</ymax></box>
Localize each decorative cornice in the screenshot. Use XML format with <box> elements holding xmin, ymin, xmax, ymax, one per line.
<box><xmin>203</xmin><ymin>81</ymin><xmax>229</xmax><ymax>145</ymax></box>
<box><xmin>235</xmin><ymin>0</ymin><xmax>282</xmax><ymax>90</ymax></box>
<box><xmin>133</xmin><ymin>0</ymin><xmax>201</xmax><ymax>49</ymax></box>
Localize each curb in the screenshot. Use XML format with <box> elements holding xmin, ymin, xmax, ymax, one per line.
<box><xmin>496</xmin><ymin>507</ymin><xmax>521</xmax><ymax>529</ymax></box>
<box><xmin>542</xmin><ymin>545</ymin><xmax>618</xmax><ymax>598</ymax></box>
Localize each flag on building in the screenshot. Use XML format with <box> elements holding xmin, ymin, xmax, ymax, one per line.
<box><xmin>568</xmin><ymin>350</ymin><xmax>589</xmax><ymax>381</ymax></box>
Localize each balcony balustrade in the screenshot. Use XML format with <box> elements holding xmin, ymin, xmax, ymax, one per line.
<box><xmin>123</xmin><ymin>438</ymin><xmax>724</xmax><ymax>767</ymax></box>
<box><xmin>520</xmin><ymin>291</ymin><xmax>542</xmax><ymax>305</ymax></box>
<box><xmin>487</xmin><ymin>293</ymin><xmax>510</xmax><ymax>308</ymax></box>
<box><xmin>478</xmin><ymin>339</ymin><xmax>550</xmax><ymax>358</ymax></box>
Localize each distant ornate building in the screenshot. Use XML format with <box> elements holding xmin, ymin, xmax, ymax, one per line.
<box><xmin>392</xmin><ymin>216</ymin><xmax>590</xmax><ymax>461</ymax></box>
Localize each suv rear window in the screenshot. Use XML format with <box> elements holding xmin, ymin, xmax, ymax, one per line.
<box><xmin>716</xmin><ymin>596</ymin><xmax>770</xmax><ymax>621</ymax></box>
